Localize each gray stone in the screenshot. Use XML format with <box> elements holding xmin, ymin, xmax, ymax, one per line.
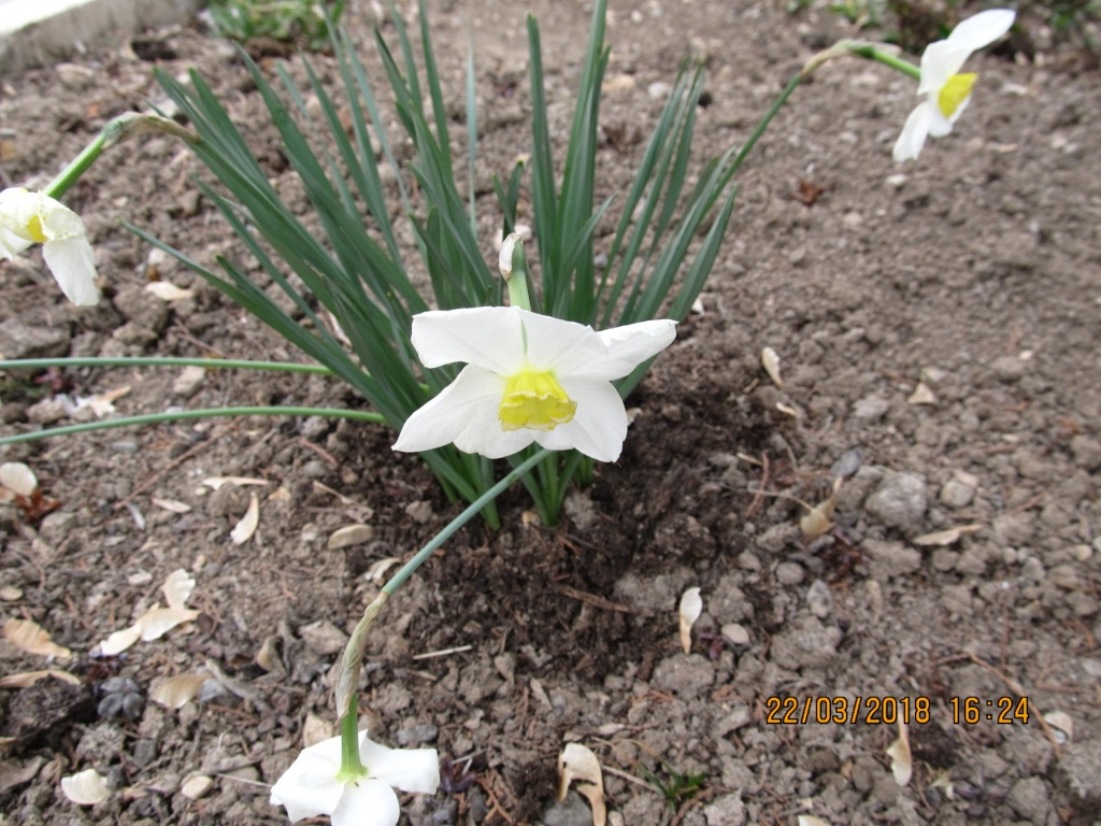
<box><xmin>853</xmin><ymin>395</ymin><xmax>890</xmax><ymax>420</ymax></box>
<box><xmin>703</xmin><ymin>793</ymin><xmax>747</xmax><ymax>826</ymax></box>
<box><xmin>172</xmin><ymin>366</ymin><xmax>206</xmax><ymax>399</ymax></box>
<box><xmin>1056</xmin><ymin>740</ymin><xmax>1101</xmax><ymax>812</ymax></box>
<box><xmin>25</xmin><ymin>397</ymin><xmax>68</xmax><ymax>424</ymax></box>
<box><xmin>865</xmin><ymin>472</ymin><xmax>927</xmax><ymax>530</ymax></box>
<box><xmin>863</xmin><ymin>538</ymin><xmax>921</xmax><ymax>579</ymax></box>
<box><xmin>651</xmin><ymin>653</ymin><xmax>715</xmax><ymax>699</ymax></box>
<box><xmin>775</xmin><ymin>561</ymin><xmax>805</xmax><ymax>585</ymax></box>
<box><xmin>0</xmin><ymin>319</ymin><xmax>69</xmax><ymax>360</ymax></box>
<box><xmin>771</xmin><ymin>616</ymin><xmax>842</xmax><ymax>670</ymax></box>
<box><xmin>542</xmin><ymin>791</ymin><xmax>594</xmax><ymax>826</ymax></box>
<box><xmin>990</xmin><ymin>354</ymin><xmax>1028</xmax><ymax>382</ymax></box>
<box><xmin>939</xmin><ymin>478</ymin><xmax>975</xmax><ymax>509</ymax></box>
<box><xmin>1069</xmin><ymin>435</ymin><xmax>1101</xmax><ymax>471</ymax></box>
<box><xmin>1006</xmin><ymin>776</ymin><xmax>1052</xmax><ymax>824</ymax></box>
<box><xmin>113</xmin><ymin>285</ymin><xmax>169</xmax><ymax>333</ymax></box>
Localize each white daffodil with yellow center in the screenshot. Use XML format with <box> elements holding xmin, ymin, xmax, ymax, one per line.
<box><xmin>0</xmin><ymin>187</ymin><xmax>100</xmax><ymax>305</ymax></box>
<box><xmin>393</xmin><ymin>306</ymin><xmax>676</xmax><ymax>462</ymax></box>
<box><xmin>893</xmin><ymin>9</ymin><xmax>1015</xmax><ymax>162</ymax></box>
<box><xmin>269</xmin><ymin>731</ymin><xmax>438</xmax><ymax>826</ymax></box>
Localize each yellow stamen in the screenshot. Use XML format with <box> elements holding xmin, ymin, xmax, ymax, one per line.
<box><xmin>937</xmin><ymin>73</ymin><xmax>977</xmax><ymax>119</ymax></box>
<box><xmin>499</xmin><ymin>367</ymin><xmax>576</xmax><ymax>431</ymax></box>
<box><xmin>26</xmin><ymin>214</ymin><xmax>48</xmax><ymax>244</ymax></box>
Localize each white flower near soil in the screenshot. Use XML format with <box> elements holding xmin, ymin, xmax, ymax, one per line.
<box><xmin>893</xmin><ymin>9</ymin><xmax>1015</xmax><ymax>162</ymax></box>
<box><xmin>0</xmin><ymin>187</ymin><xmax>100</xmax><ymax>305</ymax></box>
<box><xmin>393</xmin><ymin>306</ymin><xmax>676</xmax><ymax>462</ymax></box>
<box><xmin>269</xmin><ymin>731</ymin><xmax>438</xmax><ymax>826</ymax></box>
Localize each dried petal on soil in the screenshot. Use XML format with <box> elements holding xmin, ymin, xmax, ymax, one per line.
<box><xmin>230</xmin><ymin>494</ymin><xmax>260</xmax><ymax>545</ymax></box>
<box><xmin>3</xmin><ymin>618</ymin><xmax>72</xmax><ymax>659</ymax></box>
<box><xmin>0</xmin><ymin>669</ymin><xmax>81</xmax><ymax>688</ymax></box>
<box><xmin>557</xmin><ymin>743</ymin><xmax>606</xmax><ymax>826</ymax></box>
<box><xmin>60</xmin><ymin>768</ymin><xmax>110</xmax><ymax>805</ymax></box>
<box><xmin>678</xmin><ymin>587</ymin><xmax>703</xmax><ymax>654</ymax></box>
<box><xmin>0</xmin><ymin>462</ymin><xmax>38</xmax><ymax>497</ymax></box>
<box><xmin>886</xmin><ymin>719</ymin><xmax>912</xmax><ymax>786</ymax></box>
<box><xmin>150</xmin><ymin>673</ymin><xmax>209</xmax><ymax>709</ymax></box>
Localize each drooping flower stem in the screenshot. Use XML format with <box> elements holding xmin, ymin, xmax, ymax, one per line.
<box><xmin>800</xmin><ymin>39</ymin><xmax>921</xmax><ymax>82</ymax></box>
<box><xmin>44</xmin><ymin>114</ymin><xmax>197</xmax><ymax>201</ymax></box>
<box><xmin>334</xmin><ymin>447</ymin><xmax>553</xmax><ymax>716</ymax></box>
<box><xmin>729</xmin><ymin>72</ymin><xmax>806</xmax><ymax>175</ymax></box>
<box><xmin>0</xmin><ymin>406</ymin><xmax>384</xmax><ymax>447</ymax></box>
<box><xmin>0</xmin><ymin>356</ymin><xmax>332</xmax><ymax>375</ymax></box>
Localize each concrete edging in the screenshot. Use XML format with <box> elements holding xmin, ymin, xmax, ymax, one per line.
<box><xmin>1</xmin><ymin>0</ymin><xmax>202</xmax><ymax>73</ymax></box>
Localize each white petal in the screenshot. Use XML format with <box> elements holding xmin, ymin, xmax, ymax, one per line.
<box><xmin>893</xmin><ymin>103</ymin><xmax>933</xmax><ymax>162</ymax></box>
<box><xmin>360</xmin><ymin>739</ymin><xmax>439</xmax><ymax>795</ymax></box>
<box><xmin>947</xmin><ymin>9</ymin><xmax>1015</xmax><ymax>52</ymax></box>
<box><xmin>331</xmin><ymin>778</ymin><xmax>400</xmax><ymax>826</ymax></box>
<box><xmin>393</xmin><ymin>365</ymin><xmax>504</xmax><ymax>454</ymax></box>
<box><xmin>43</xmin><ymin>237</ymin><xmax>100</xmax><ymax>305</ymax></box>
<box><xmin>929</xmin><ymin>95</ymin><xmax>970</xmax><ymax>136</ymax></box>
<box><xmin>269</xmin><ymin>738</ymin><xmax>345</xmax><ymax>822</ymax></box>
<box><xmin>410</xmin><ymin>307</ymin><xmax>524</xmax><ymax>373</ymax></box>
<box><xmin>918</xmin><ymin>40</ymin><xmax>972</xmax><ymax>95</ymax></box>
<box><xmin>513</xmin><ymin>309</ymin><xmax>606</xmax><ymax>372</ymax></box>
<box><xmin>538</xmin><ymin>377</ymin><xmax>628</xmax><ymax>462</ymax></box>
<box><xmin>587</xmin><ymin>319</ymin><xmax>677</xmax><ymax>380</ymax></box>
<box><xmin>0</xmin><ymin>188</ymin><xmax>38</xmax><ymax>244</ymax></box>
<box><xmin>0</xmin><ymin>225</ymin><xmax>32</xmax><ymax>258</ymax></box>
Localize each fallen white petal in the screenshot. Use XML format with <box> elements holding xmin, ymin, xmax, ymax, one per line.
<box><xmin>230</xmin><ymin>494</ymin><xmax>260</xmax><ymax>545</ymax></box>
<box><xmin>0</xmin><ymin>462</ymin><xmax>38</xmax><ymax>496</ymax></box>
<box><xmin>61</xmin><ymin>768</ymin><xmax>110</xmax><ymax>805</ymax></box>
<box><xmin>3</xmin><ymin>618</ymin><xmax>72</xmax><ymax>659</ymax></box>
<box><xmin>678</xmin><ymin>587</ymin><xmax>703</xmax><ymax>655</ymax></box>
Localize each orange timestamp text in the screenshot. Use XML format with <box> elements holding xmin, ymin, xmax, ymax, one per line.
<box><xmin>764</xmin><ymin>695</ymin><xmax>932</xmax><ymax>726</ymax></box>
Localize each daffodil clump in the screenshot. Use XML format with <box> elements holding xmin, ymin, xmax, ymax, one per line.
<box><xmin>1</xmin><ymin>5</ymin><xmax>1024</xmax><ymax>825</ymax></box>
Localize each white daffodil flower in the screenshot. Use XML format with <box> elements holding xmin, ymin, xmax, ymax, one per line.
<box><xmin>393</xmin><ymin>306</ymin><xmax>676</xmax><ymax>462</ymax></box>
<box><xmin>893</xmin><ymin>9</ymin><xmax>1015</xmax><ymax>162</ymax></box>
<box><xmin>0</xmin><ymin>187</ymin><xmax>100</xmax><ymax>305</ymax></box>
<box><xmin>270</xmin><ymin>731</ymin><xmax>438</xmax><ymax>826</ymax></box>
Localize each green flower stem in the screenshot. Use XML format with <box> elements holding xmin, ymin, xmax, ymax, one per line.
<box><xmin>844</xmin><ymin>41</ymin><xmax>921</xmax><ymax>80</ymax></box>
<box><xmin>338</xmin><ymin>704</ymin><xmax>367</xmax><ymax>779</ymax></box>
<box><xmin>800</xmin><ymin>39</ymin><xmax>921</xmax><ymax>82</ymax></box>
<box><xmin>730</xmin><ymin>72</ymin><xmax>805</xmax><ymax>175</ymax></box>
<box><xmin>44</xmin><ymin>113</ymin><xmax>198</xmax><ymax>200</ymax></box>
<box><xmin>334</xmin><ymin>447</ymin><xmax>552</xmax><ymax>717</ymax></box>
<box><xmin>0</xmin><ymin>357</ymin><xmax>332</xmax><ymax>375</ymax></box>
<box><xmin>0</xmin><ymin>406</ymin><xmax>384</xmax><ymax>447</ymax></box>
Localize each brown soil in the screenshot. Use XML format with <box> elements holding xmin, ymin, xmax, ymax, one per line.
<box><xmin>1</xmin><ymin>2</ymin><xmax>1099</xmax><ymax>825</ymax></box>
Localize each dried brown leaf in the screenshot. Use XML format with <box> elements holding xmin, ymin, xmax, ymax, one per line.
<box><xmin>886</xmin><ymin>720</ymin><xmax>912</xmax><ymax>786</ymax></box>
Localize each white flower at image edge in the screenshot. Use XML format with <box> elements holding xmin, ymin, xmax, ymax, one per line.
<box><xmin>393</xmin><ymin>307</ymin><xmax>677</xmax><ymax>462</ymax></box>
<box><xmin>269</xmin><ymin>731</ymin><xmax>439</xmax><ymax>826</ymax></box>
<box><xmin>0</xmin><ymin>187</ymin><xmax>100</xmax><ymax>305</ymax></box>
<box><xmin>893</xmin><ymin>9</ymin><xmax>1015</xmax><ymax>162</ymax></box>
